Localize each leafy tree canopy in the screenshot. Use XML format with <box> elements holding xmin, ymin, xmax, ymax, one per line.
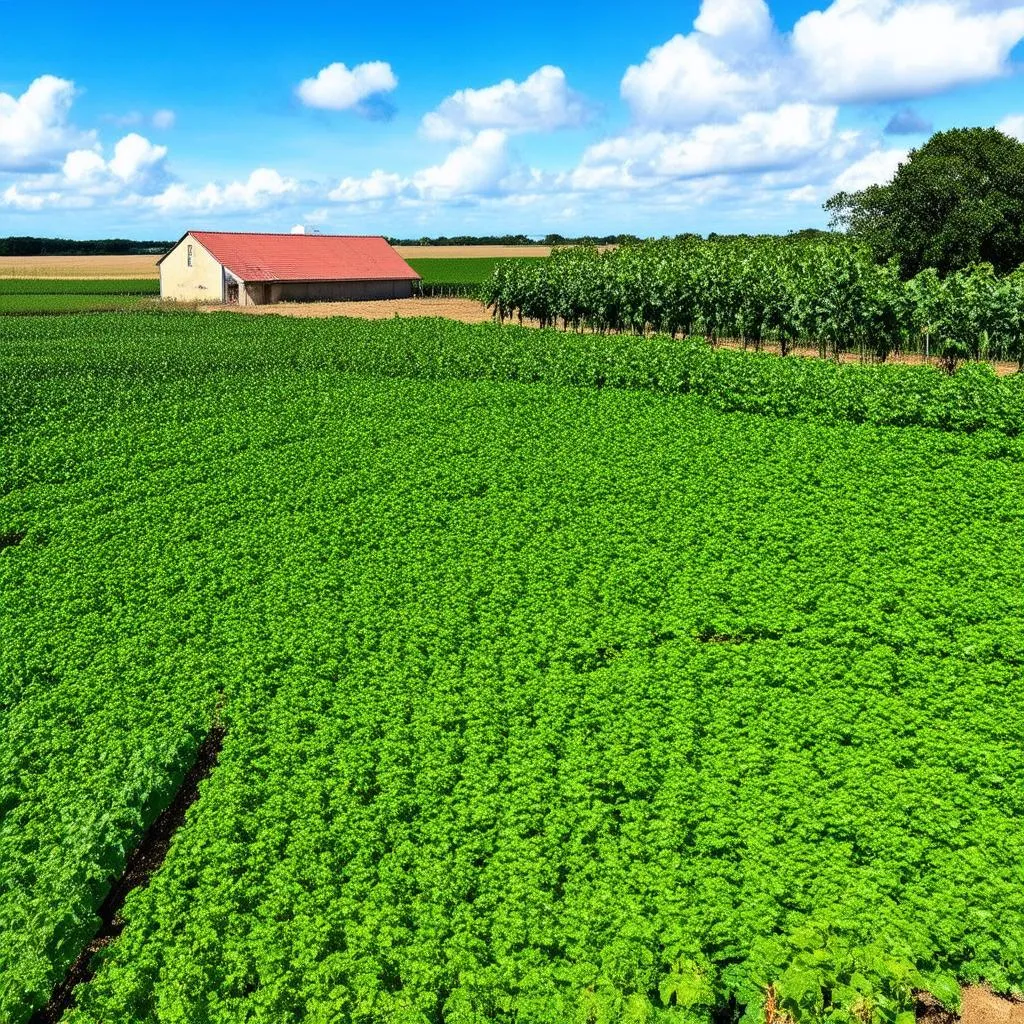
<box><xmin>825</xmin><ymin>127</ymin><xmax>1024</xmax><ymax>277</ymax></box>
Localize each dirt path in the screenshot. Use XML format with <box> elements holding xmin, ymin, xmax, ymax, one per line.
<box><xmin>203</xmin><ymin>296</ymin><xmax>497</xmax><ymax>323</ymax></box>
<box><xmin>920</xmin><ymin>988</ymin><xmax>1024</xmax><ymax>1024</ymax></box>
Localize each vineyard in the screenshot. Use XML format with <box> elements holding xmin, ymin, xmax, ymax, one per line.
<box><xmin>482</xmin><ymin>239</ymin><xmax>1024</xmax><ymax>369</ymax></box>
<box><xmin>1</xmin><ymin>312</ymin><xmax>1021</xmax><ymax>1023</ymax></box>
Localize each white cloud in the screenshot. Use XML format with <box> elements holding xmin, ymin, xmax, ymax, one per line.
<box><xmin>793</xmin><ymin>0</ymin><xmax>1024</xmax><ymax>102</ymax></box>
<box><xmin>2</xmin><ymin>184</ymin><xmax>49</xmax><ymax>210</ymax></box>
<box><xmin>152</xmin><ymin>167</ymin><xmax>299</xmax><ymax>212</ymax></box>
<box><xmin>413</xmin><ymin>130</ymin><xmax>511</xmax><ymax>198</ymax></box>
<box><xmin>621</xmin><ymin>0</ymin><xmax>1024</xmax><ymax>131</ymax></box>
<box><xmin>830</xmin><ymin>146</ymin><xmax>908</xmax><ymax>191</ymax></box>
<box><xmin>621</xmin><ymin>0</ymin><xmax>780</xmax><ymax>127</ymax></box>
<box><xmin>329</xmin><ymin>131</ymin><xmax>519</xmax><ymax>205</ymax></box>
<box><xmin>421</xmin><ymin>66</ymin><xmax>588</xmax><ymax>141</ymax></box>
<box><xmin>785</xmin><ymin>184</ymin><xmax>820</xmax><ymax>202</ymax></box>
<box><xmin>574</xmin><ymin>104</ymin><xmax>842</xmax><ymax>189</ymax></box>
<box><xmin>998</xmin><ymin>113</ymin><xmax>1024</xmax><ymax>140</ymax></box>
<box><xmin>296</xmin><ymin>61</ymin><xmax>397</xmax><ymax>111</ymax></box>
<box><xmin>108</xmin><ymin>133</ymin><xmax>168</xmax><ymax>184</ymax></box>
<box><xmin>0</xmin><ymin>75</ymin><xmax>95</xmax><ymax>171</ymax></box>
<box><xmin>57</xmin><ymin>133</ymin><xmax>170</xmax><ymax>196</ymax></box>
<box><xmin>152</xmin><ymin>109</ymin><xmax>176</xmax><ymax>130</ymax></box>
<box><xmin>329</xmin><ymin>169</ymin><xmax>407</xmax><ymax>202</ymax></box>
<box><xmin>290</xmin><ymin>223</ymin><xmax>306</xmax><ymax>234</ymax></box>
<box><xmin>62</xmin><ymin>148</ymin><xmax>107</xmax><ymax>184</ymax></box>
<box><xmin>694</xmin><ymin>0</ymin><xmax>773</xmax><ymax>37</ymax></box>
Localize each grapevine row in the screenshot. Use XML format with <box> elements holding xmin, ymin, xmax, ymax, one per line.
<box><xmin>481</xmin><ymin>239</ymin><xmax>1024</xmax><ymax>369</ymax></box>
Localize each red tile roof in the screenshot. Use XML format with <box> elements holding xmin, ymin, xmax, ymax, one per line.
<box><xmin>177</xmin><ymin>231</ymin><xmax>421</xmax><ymax>283</ymax></box>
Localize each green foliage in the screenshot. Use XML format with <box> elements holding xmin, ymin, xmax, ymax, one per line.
<box><xmin>0</xmin><ymin>279</ymin><xmax>160</xmax><ymax>314</ymax></box>
<box><xmin>0</xmin><ymin>314</ymin><xmax>1022</xmax><ymax>1021</ymax></box>
<box><xmin>2</xmin><ymin>311</ymin><xmax>1021</xmax><ymax>434</ymax></box>
<box><xmin>0</xmin><ymin>279</ymin><xmax>159</xmax><ymax>295</ymax></box>
<box><xmin>729</xmin><ymin>926</ymin><xmax>962</xmax><ymax>1024</ymax></box>
<box><xmin>408</xmin><ymin>257</ymin><xmax>545</xmax><ymax>297</ymax></box>
<box><xmin>481</xmin><ymin>237</ymin><xmax>1024</xmax><ymax>367</ymax></box>
<box><xmin>825</xmin><ymin>128</ymin><xmax>1024</xmax><ymax>277</ymax></box>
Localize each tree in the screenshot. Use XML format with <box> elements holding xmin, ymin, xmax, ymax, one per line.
<box><xmin>825</xmin><ymin>127</ymin><xmax>1024</xmax><ymax>277</ymax></box>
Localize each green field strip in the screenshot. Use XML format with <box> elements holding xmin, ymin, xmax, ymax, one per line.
<box><xmin>407</xmin><ymin>256</ymin><xmax>544</xmax><ymax>285</ymax></box>
<box><xmin>0</xmin><ymin>295</ymin><xmax>153</xmax><ymax>314</ymax></box>
<box><xmin>28</xmin><ymin>725</ymin><xmax>225</xmax><ymax>1024</ymax></box>
<box><xmin>0</xmin><ymin>280</ymin><xmax>160</xmax><ymax>295</ymax></box>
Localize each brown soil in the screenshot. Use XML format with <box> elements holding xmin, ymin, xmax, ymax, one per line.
<box><xmin>0</xmin><ymin>255</ymin><xmax>162</xmax><ymax>279</ymax></box>
<box><xmin>394</xmin><ymin>244</ymin><xmax>554</xmax><ymax>258</ymax></box>
<box><xmin>919</xmin><ymin>988</ymin><xmax>1024</xmax><ymax>1024</ymax></box>
<box><xmin>203</xmin><ymin>296</ymin><xmax>498</xmax><ymax>323</ymax></box>
<box><xmin>29</xmin><ymin>725</ymin><xmax>225</xmax><ymax>1024</ymax></box>
<box><xmin>393</xmin><ymin>244</ymin><xmax>616</xmax><ymax>257</ymax></box>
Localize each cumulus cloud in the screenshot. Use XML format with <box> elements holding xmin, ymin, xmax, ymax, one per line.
<box><xmin>620</xmin><ymin>0</ymin><xmax>1024</xmax><ymax>131</ymax></box>
<box><xmin>621</xmin><ymin>0</ymin><xmax>780</xmax><ymax>127</ymax></box>
<box><xmin>573</xmin><ymin>104</ymin><xmax>844</xmax><ymax>189</ymax></box>
<box><xmin>108</xmin><ymin>133</ymin><xmax>168</xmax><ymax>185</ymax></box>
<box><xmin>328</xmin><ymin>131</ymin><xmax>521</xmax><ymax>205</ymax></box>
<box><xmin>62</xmin><ymin>148</ymin><xmax>108</xmax><ymax>184</ymax></box>
<box><xmin>413</xmin><ymin>130</ymin><xmax>512</xmax><ymax>198</ymax></box>
<box><xmin>0</xmin><ymin>75</ymin><xmax>95</xmax><ymax>171</ymax></box>
<box><xmin>328</xmin><ymin>169</ymin><xmax>408</xmax><ymax>202</ymax></box>
<box><xmin>793</xmin><ymin>0</ymin><xmax>1024</xmax><ymax>102</ymax></box>
<box><xmin>830</xmin><ymin>146</ymin><xmax>908</xmax><ymax>191</ymax></box>
<box><xmin>152</xmin><ymin>167</ymin><xmax>299</xmax><ymax>212</ymax></box>
<box><xmin>296</xmin><ymin>61</ymin><xmax>398</xmax><ymax>112</ymax></box>
<box><xmin>58</xmin><ymin>133</ymin><xmax>170</xmax><ymax>195</ymax></box>
<box><xmin>421</xmin><ymin>66</ymin><xmax>589</xmax><ymax>141</ymax></box>
<box><xmin>999</xmin><ymin>113</ymin><xmax>1024</xmax><ymax>140</ymax></box>
<box><xmin>884</xmin><ymin>108</ymin><xmax>933</xmax><ymax>134</ymax></box>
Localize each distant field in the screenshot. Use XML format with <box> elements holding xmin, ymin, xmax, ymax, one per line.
<box><xmin>0</xmin><ymin>279</ymin><xmax>160</xmax><ymax>314</ymax></box>
<box><xmin>407</xmin><ymin>256</ymin><xmax>545</xmax><ymax>295</ymax></box>
<box><xmin>0</xmin><ymin>247</ymin><xmax>549</xmax><ymax>280</ymax></box>
<box><xmin>394</xmin><ymin>244</ymin><xmax>552</xmax><ymax>258</ymax></box>
<box><xmin>0</xmin><ymin>279</ymin><xmax>159</xmax><ymax>295</ymax></box>
<box><xmin>0</xmin><ymin>255</ymin><xmax>161</xmax><ymax>279</ymax></box>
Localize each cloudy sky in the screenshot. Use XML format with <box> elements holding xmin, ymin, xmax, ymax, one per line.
<box><xmin>2</xmin><ymin>0</ymin><xmax>1023</xmax><ymax>238</ymax></box>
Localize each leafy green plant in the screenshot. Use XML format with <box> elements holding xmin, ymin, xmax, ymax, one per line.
<box><xmin>728</xmin><ymin>927</ymin><xmax>960</xmax><ymax>1024</ymax></box>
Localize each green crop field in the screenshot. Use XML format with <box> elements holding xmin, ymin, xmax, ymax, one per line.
<box><xmin>408</xmin><ymin>257</ymin><xmax>544</xmax><ymax>297</ymax></box>
<box><xmin>0</xmin><ymin>279</ymin><xmax>160</xmax><ymax>314</ymax></box>
<box><xmin>1</xmin><ymin>313</ymin><xmax>1022</xmax><ymax>1024</ymax></box>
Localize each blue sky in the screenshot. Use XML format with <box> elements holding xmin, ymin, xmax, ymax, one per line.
<box><xmin>1</xmin><ymin>0</ymin><xmax>1023</xmax><ymax>238</ymax></box>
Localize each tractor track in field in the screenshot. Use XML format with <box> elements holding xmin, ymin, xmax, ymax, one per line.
<box><xmin>29</xmin><ymin>725</ymin><xmax>225</xmax><ymax>1024</ymax></box>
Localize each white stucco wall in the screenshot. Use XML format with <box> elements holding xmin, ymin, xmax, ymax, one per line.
<box><xmin>159</xmin><ymin>235</ymin><xmax>223</xmax><ymax>302</ymax></box>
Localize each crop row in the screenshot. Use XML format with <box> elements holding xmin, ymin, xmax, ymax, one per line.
<box><xmin>3</xmin><ymin>312</ymin><xmax>1021</xmax><ymax>436</ymax></box>
<box><xmin>0</xmin><ymin>279</ymin><xmax>160</xmax><ymax>296</ymax></box>
<box><xmin>481</xmin><ymin>239</ymin><xmax>1024</xmax><ymax>367</ymax></box>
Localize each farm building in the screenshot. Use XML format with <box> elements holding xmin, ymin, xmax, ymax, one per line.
<box><xmin>157</xmin><ymin>230</ymin><xmax>420</xmax><ymax>305</ymax></box>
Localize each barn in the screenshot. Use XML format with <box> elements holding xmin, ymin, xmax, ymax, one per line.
<box><xmin>157</xmin><ymin>230</ymin><xmax>421</xmax><ymax>305</ymax></box>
